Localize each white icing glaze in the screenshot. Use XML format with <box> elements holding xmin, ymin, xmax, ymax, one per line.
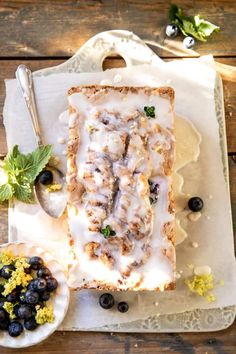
<box><xmin>67</xmin><ymin>88</ymin><xmax>175</xmax><ymax>290</ymax></box>
<box><xmin>173</xmin><ymin>116</ymin><xmax>201</xmax><ymax>245</ymax></box>
<box><xmin>188</xmin><ymin>212</ymin><xmax>202</xmax><ymax>222</ymax></box>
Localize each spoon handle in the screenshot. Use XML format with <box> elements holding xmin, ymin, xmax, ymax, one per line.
<box><xmin>15</xmin><ymin>64</ymin><xmax>43</xmax><ymax>146</ymax></box>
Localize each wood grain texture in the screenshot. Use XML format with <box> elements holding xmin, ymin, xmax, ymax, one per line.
<box><xmin>0</xmin><ymin>0</ymin><xmax>235</xmax><ymax>351</ymax></box>
<box><xmin>0</xmin><ymin>326</ymin><xmax>236</xmax><ymax>354</ymax></box>
<box><xmin>0</xmin><ymin>57</ymin><xmax>236</xmax><ymax>156</ymax></box>
<box><xmin>0</xmin><ymin>0</ymin><xmax>235</xmax><ymax>58</ymax></box>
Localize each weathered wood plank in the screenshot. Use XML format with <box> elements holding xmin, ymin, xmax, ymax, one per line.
<box><xmin>0</xmin><ymin>57</ymin><xmax>235</xmax><ymax>156</ymax></box>
<box><xmin>0</xmin><ymin>326</ymin><xmax>236</xmax><ymax>354</ymax></box>
<box><xmin>0</xmin><ymin>0</ymin><xmax>235</xmax><ymax>58</ymax></box>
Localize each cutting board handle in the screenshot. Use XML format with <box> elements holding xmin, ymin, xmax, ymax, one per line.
<box><xmin>34</xmin><ymin>30</ymin><xmax>163</xmax><ymax>76</ymax></box>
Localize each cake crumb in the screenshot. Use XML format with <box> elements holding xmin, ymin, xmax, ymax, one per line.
<box><xmin>192</xmin><ymin>242</ymin><xmax>199</xmax><ymax>248</ymax></box>
<box><xmin>154</xmin><ymin>301</ymin><xmax>159</xmax><ymax>307</ymax></box>
<box><xmin>134</xmin><ymin>343</ymin><xmax>138</xmax><ymax>348</ymax></box>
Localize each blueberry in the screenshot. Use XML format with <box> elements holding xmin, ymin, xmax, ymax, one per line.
<box><xmin>148</xmin><ymin>180</ymin><xmax>160</xmax><ymax>205</ymax></box>
<box><xmin>24</xmin><ymin>317</ymin><xmax>38</xmax><ymax>331</ymax></box>
<box><xmin>99</xmin><ymin>293</ymin><xmax>114</xmax><ymax>310</ymax></box>
<box><xmin>28</xmin><ymin>279</ymin><xmax>38</xmax><ymax>291</ymax></box>
<box><xmin>24</xmin><ymin>267</ymin><xmax>31</xmax><ymax>274</ymax></box>
<box><xmin>0</xmin><ymin>264</ymin><xmax>15</xmax><ymax>279</ymax></box>
<box><xmin>117</xmin><ymin>301</ymin><xmax>129</xmax><ymax>313</ymax></box>
<box><xmin>29</xmin><ymin>256</ymin><xmax>44</xmax><ymax>270</ymax></box>
<box><xmin>0</xmin><ymin>317</ymin><xmax>9</xmax><ymax>330</ymax></box>
<box><xmin>6</xmin><ymin>290</ymin><xmax>19</xmax><ymax>303</ymax></box>
<box><xmin>17</xmin><ymin>304</ymin><xmax>33</xmax><ymax>319</ymax></box>
<box><xmin>34</xmin><ymin>278</ymin><xmax>47</xmax><ymax>292</ymax></box>
<box><xmin>0</xmin><ymin>308</ymin><xmax>6</xmax><ymax>322</ymax></box>
<box><xmin>25</xmin><ymin>290</ymin><xmax>39</xmax><ymax>305</ymax></box>
<box><xmin>38</xmin><ymin>170</ymin><xmax>53</xmax><ymax>185</ymax></box>
<box><xmin>166</xmin><ymin>24</ymin><xmax>179</xmax><ymax>38</ymax></box>
<box><xmin>188</xmin><ymin>197</ymin><xmax>204</xmax><ymax>212</ymax></box>
<box><xmin>8</xmin><ymin>321</ymin><xmax>23</xmax><ymax>337</ymax></box>
<box><xmin>13</xmin><ymin>304</ymin><xmax>21</xmax><ymax>319</ymax></box>
<box><xmin>37</xmin><ymin>267</ymin><xmax>52</xmax><ymax>278</ymax></box>
<box><xmin>183</xmin><ymin>36</ymin><xmax>195</xmax><ymax>49</ymax></box>
<box><xmin>46</xmin><ymin>277</ymin><xmax>58</xmax><ymax>292</ymax></box>
<box><xmin>19</xmin><ymin>291</ymin><xmax>27</xmax><ymax>304</ymax></box>
<box><xmin>39</xmin><ymin>291</ymin><xmax>50</xmax><ymax>302</ymax></box>
<box><xmin>0</xmin><ymin>284</ymin><xmax>4</xmax><ymax>294</ymax></box>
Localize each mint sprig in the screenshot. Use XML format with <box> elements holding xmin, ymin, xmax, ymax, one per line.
<box><xmin>0</xmin><ymin>145</ymin><xmax>52</xmax><ymax>203</ymax></box>
<box><xmin>169</xmin><ymin>4</ymin><xmax>220</xmax><ymax>42</ymax></box>
<box><xmin>101</xmin><ymin>225</ymin><xmax>116</xmax><ymax>239</ymax></box>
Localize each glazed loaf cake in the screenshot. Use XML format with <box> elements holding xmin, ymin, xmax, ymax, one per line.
<box><xmin>67</xmin><ymin>86</ymin><xmax>176</xmax><ymax>291</ymax></box>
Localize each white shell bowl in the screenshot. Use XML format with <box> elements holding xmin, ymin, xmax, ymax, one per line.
<box><xmin>0</xmin><ymin>242</ymin><xmax>70</xmax><ymax>348</ymax></box>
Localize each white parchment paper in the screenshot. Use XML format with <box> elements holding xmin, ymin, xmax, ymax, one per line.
<box><xmin>3</xmin><ymin>56</ymin><xmax>236</xmax><ymax>329</ymax></box>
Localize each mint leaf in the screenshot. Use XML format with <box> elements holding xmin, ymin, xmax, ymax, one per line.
<box><xmin>28</xmin><ymin>145</ymin><xmax>53</xmax><ymax>181</ymax></box>
<box><xmin>144</xmin><ymin>106</ymin><xmax>155</xmax><ymax>118</ymax></box>
<box><xmin>101</xmin><ymin>225</ymin><xmax>116</xmax><ymax>238</ymax></box>
<box><xmin>0</xmin><ymin>184</ymin><xmax>14</xmax><ymax>202</ymax></box>
<box><xmin>14</xmin><ymin>184</ymin><xmax>35</xmax><ymax>203</ymax></box>
<box><xmin>1</xmin><ymin>144</ymin><xmax>52</xmax><ymax>203</ymax></box>
<box><xmin>169</xmin><ymin>4</ymin><xmax>220</xmax><ymax>42</ymax></box>
<box><xmin>182</xmin><ymin>19</ymin><xmax>206</xmax><ymax>42</ymax></box>
<box><xmin>194</xmin><ymin>16</ymin><xmax>220</xmax><ymax>37</ymax></box>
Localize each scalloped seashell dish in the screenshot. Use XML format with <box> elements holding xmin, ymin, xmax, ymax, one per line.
<box><xmin>0</xmin><ymin>242</ymin><xmax>70</xmax><ymax>348</ymax></box>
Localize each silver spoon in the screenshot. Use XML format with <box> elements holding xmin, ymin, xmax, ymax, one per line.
<box><xmin>16</xmin><ymin>64</ymin><xmax>67</xmax><ymax>218</ymax></box>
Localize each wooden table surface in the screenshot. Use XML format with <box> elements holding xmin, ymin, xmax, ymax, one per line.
<box><xmin>0</xmin><ymin>1</ymin><xmax>235</xmax><ymax>353</ymax></box>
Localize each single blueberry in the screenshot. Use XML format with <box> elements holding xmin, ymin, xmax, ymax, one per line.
<box><xmin>46</xmin><ymin>277</ymin><xmax>58</xmax><ymax>292</ymax></box>
<box><xmin>25</xmin><ymin>290</ymin><xmax>39</xmax><ymax>305</ymax></box>
<box><xmin>99</xmin><ymin>293</ymin><xmax>114</xmax><ymax>310</ymax></box>
<box><xmin>117</xmin><ymin>301</ymin><xmax>129</xmax><ymax>313</ymax></box>
<box><xmin>17</xmin><ymin>304</ymin><xmax>33</xmax><ymax>320</ymax></box>
<box><xmin>34</xmin><ymin>278</ymin><xmax>47</xmax><ymax>292</ymax></box>
<box><xmin>166</xmin><ymin>24</ymin><xmax>179</xmax><ymax>38</ymax></box>
<box><xmin>8</xmin><ymin>321</ymin><xmax>23</xmax><ymax>337</ymax></box>
<box><xmin>0</xmin><ymin>308</ymin><xmax>6</xmax><ymax>322</ymax></box>
<box><xmin>188</xmin><ymin>197</ymin><xmax>204</xmax><ymax>212</ymax></box>
<box><xmin>29</xmin><ymin>256</ymin><xmax>44</xmax><ymax>270</ymax></box>
<box><xmin>24</xmin><ymin>317</ymin><xmax>38</xmax><ymax>331</ymax></box>
<box><xmin>39</xmin><ymin>291</ymin><xmax>50</xmax><ymax>302</ymax></box>
<box><xmin>0</xmin><ymin>264</ymin><xmax>15</xmax><ymax>279</ymax></box>
<box><xmin>38</xmin><ymin>170</ymin><xmax>53</xmax><ymax>185</ymax></box>
<box><xmin>183</xmin><ymin>36</ymin><xmax>195</xmax><ymax>49</ymax></box>
<box><xmin>37</xmin><ymin>267</ymin><xmax>52</xmax><ymax>278</ymax></box>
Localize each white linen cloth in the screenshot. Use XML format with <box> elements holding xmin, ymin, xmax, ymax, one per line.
<box><xmin>3</xmin><ymin>56</ymin><xmax>236</xmax><ymax>329</ymax></box>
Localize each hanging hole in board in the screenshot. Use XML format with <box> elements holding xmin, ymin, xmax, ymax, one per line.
<box><xmin>102</xmin><ymin>54</ymin><xmax>127</xmax><ymax>71</ymax></box>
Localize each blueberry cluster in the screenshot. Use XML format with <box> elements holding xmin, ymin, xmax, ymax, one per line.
<box><xmin>0</xmin><ymin>256</ymin><xmax>58</xmax><ymax>337</ymax></box>
<box><xmin>99</xmin><ymin>293</ymin><xmax>129</xmax><ymax>313</ymax></box>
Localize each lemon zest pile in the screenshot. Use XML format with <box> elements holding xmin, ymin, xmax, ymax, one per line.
<box><xmin>0</xmin><ymin>250</ymin><xmax>15</xmax><ymax>267</ymax></box>
<box><xmin>3</xmin><ymin>302</ymin><xmax>16</xmax><ymax>319</ymax></box>
<box><xmin>185</xmin><ymin>273</ymin><xmax>216</xmax><ymax>302</ymax></box>
<box><xmin>46</xmin><ymin>183</ymin><xmax>62</xmax><ymax>193</ymax></box>
<box><xmin>2</xmin><ymin>254</ymin><xmax>32</xmax><ymax>296</ymax></box>
<box><xmin>35</xmin><ymin>305</ymin><xmax>55</xmax><ymax>325</ymax></box>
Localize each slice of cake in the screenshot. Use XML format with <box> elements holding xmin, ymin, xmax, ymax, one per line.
<box><xmin>67</xmin><ymin>86</ymin><xmax>176</xmax><ymax>291</ymax></box>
